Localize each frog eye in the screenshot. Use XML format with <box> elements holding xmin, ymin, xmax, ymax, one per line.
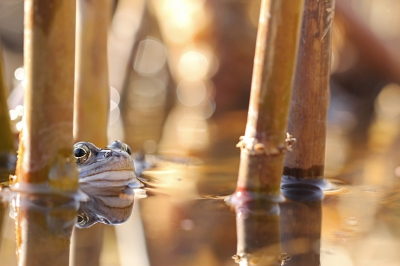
<box><xmin>123</xmin><ymin>143</ymin><xmax>132</xmax><ymax>155</ymax></box>
<box><xmin>77</xmin><ymin>212</ymin><xmax>89</xmax><ymax>226</ymax></box>
<box><xmin>73</xmin><ymin>145</ymin><xmax>91</xmax><ymax>164</ymax></box>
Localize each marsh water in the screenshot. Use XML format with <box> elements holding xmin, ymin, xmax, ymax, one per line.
<box><xmin>1</xmin><ymin>110</ymin><xmax>400</xmax><ymax>266</ymax></box>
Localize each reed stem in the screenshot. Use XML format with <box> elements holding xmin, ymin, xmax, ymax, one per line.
<box><xmin>71</xmin><ymin>1</ymin><xmax>112</xmax><ymax>265</ymax></box>
<box><xmin>0</xmin><ymin>43</ymin><xmax>16</xmax><ymax>182</ymax></box>
<box><xmin>17</xmin><ymin>0</ymin><xmax>77</xmax><ymax>186</ymax></box>
<box><xmin>233</xmin><ymin>0</ymin><xmax>304</xmax><ymax>201</ymax></box>
<box><xmin>15</xmin><ymin>0</ymin><xmax>78</xmax><ymax>265</ymax></box>
<box><xmin>73</xmin><ymin>0</ymin><xmax>111</xmax><ymax>145</ymax></box>
<box><xmin>0</xmin><ymin>43</ymin><xmax>15</xmax><ymax>154</ymax></box>
<box><xmin>283</xmin><ymin>0</ymin><xmax>335</xmax><ymax>184</ymax></box>
<box><xmin>0</xmin><ymin>42</ymin><xmax>14</xmax><ymax>250</ymax></box>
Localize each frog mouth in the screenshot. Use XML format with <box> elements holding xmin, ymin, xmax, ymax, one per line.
<box><xmin>78</xmin><ymin>157</ymin><xmax>135</xmax><ymax>177</ymax></box>
<box><xmin>80</xmin><ymin>168</ymin><xmax>135</xmax><ymax>178</ymax></box>
<box><xmin>79</xmin><ymin>170</ymin><xmax>142</xmax><ymax>189</ymax></box>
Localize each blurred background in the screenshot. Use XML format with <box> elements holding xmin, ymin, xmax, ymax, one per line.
<box><xmin>2</xmin><ymin>0</ymin><xmax>400</xmax><ymax>265</ymax></box>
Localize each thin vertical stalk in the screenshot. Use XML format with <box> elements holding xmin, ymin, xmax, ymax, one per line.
<box><xmin>73</xmin><ymin>0</ymin><xmax>111</xmax><ymax>144</ymax></box>
<box><xmin>15</xmin><ymin>0</ymin><xmax>78</xmax><ymax>265</ymax></box>
<box><xmin>0</xmin><ymin>42</ymin><xmax>16</xmax><ymax>182</ymax></box>
<box><xmin>232</xmin><ymin>2</ymin><xmax>304</xmax><ymax>261</ymax></box>
<box><xmin>0</xmin><ymin>42</ymin><xmax>15</xmax><ymax>156</ymax></box>
<box><xmin>283</xmin><ymin>0</ymin><xmax>335</xmax><ymax>185</ymax></box>
<box><xmin>119</xmin><ymin>2</ymin><xmax>174</xmax><ymax>152</ymax></box>
<box><xmin>0</xmin><ymin>42</ymin><xmax>15</xmax><ymax>251</ymax></box>
<box><xmin>232</xmin><ymin>0</ymin><xmax>304</xmax><ymax>202</ymax></box>
<box><xmin>71</xmin><ymin>1</ymin><xmax>112</xmax><ymax>266</ymax></box>
<box><xmin>17</xmin><ymin>0</ymin><xmax>77</xmax><ymax>185</ymax></box>
<box><xmin>108</xmin><ymin>0</ymin><xmax>146</xmax><ymax>94</ymax></box>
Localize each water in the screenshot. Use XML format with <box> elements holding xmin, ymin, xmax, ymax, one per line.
<box><xmin>1</xmin><ymin>114</ymin><xmax>400</xmax><ymax>265</ymax></box>
<box><xmin>138</xmin><ymin>167</ymin><xmax>400</xmax><ymax>266</ymax></box>
<box><xmin>1</xmin><ymin>145</ymin><xmax>400</xmax><ymax>266</ymax></box>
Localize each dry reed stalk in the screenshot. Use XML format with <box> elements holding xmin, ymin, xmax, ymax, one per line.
<box><xmin>15</xmin><ymin>0</ymin><xmax>77</xmax><ymax>265</ymax></box>
<box><xmin>0</xmin><ymin>43</ymin><xmax>15</xmax><ymax>156</ymax></box>
<box><xmin>0</xmin><ymin>42</ymin><xmax>15</xmax><ymax>252</ymax></box>
<box><xmin>0</xmin><ymin>42</ymin><xmax>16</xmax><ymax>182</ymax></box>
<box><xmin>73</xmin><ymin>0</ymin><xmax>111</xmax><ymax>144</ymax></box>
<box><xmin>16</xmin><ymin>0</ymin><xmax>77</xmax><ymax>186</ymax></box>
<box><xmin>283</xmin><ymin>0</ymin><xmax>335</xmax><ymax>184</ymax></box>
<box><xmin>71</xmin><ymin>1</ymin><xmax>112</xmax><ymax>266</ymax></box>
<box><xmin>233</xmin><ymin>1</ymin><xmax>305</xmax><ymax>261</ymax></box>
<box><xmin>232</xmin><ymin>0</ymin><xmax>304</xmax><ymax>202</ymax></box>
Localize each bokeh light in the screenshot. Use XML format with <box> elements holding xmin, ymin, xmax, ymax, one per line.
<box><xmin>156</xmin><ymin>0</ymin><xmax>208</xmax><ymax>44</ymax></box>
<box><xmin>375</xmin><ymin>83</ymin><xmax>400</xmax><ymax>118</ymax></box>
<box><xmin>14</xmin><ymin>67</ymin><xmax>24</xmax><ymax>81</ymax></box>
<box><xmin>176</xmin><ymin>79</ymin><xmax>207</xmax><ymax>107</ymax></box>
<box><xmin>134</xmin><ymin>37</ymin><xmax>167</xmax><ymax>76</ymax></box>
<box><xmin>178</xmin><ymin>50</ymin><xmax>209</xmax><ymax>80</ymax></box>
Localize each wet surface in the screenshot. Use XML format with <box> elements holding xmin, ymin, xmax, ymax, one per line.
<box><xmin>137</xmin><ymin>164</ymin><xmax>400</xmax><ymax>266</ymax></box>
<box><xmin>2</xmin><ymin>143</ymin><xmax>400</xmax><ymax>265</ymax></box>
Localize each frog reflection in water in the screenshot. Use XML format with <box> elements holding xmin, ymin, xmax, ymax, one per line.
<box><xmin>73</xmin><ymin>140</ymin><xmax>144</xmax><ymax>228</ymax></box>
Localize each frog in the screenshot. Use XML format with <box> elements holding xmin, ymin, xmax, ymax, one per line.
<box><xmin>73</xmin><ymin>140</ymin><xmax>144</xmax><ymax>228</ymax></box>
<box><xmin>73</xmin><ymin>140</ymin><xmax>143</xmax><ymax>189</ymax></box>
